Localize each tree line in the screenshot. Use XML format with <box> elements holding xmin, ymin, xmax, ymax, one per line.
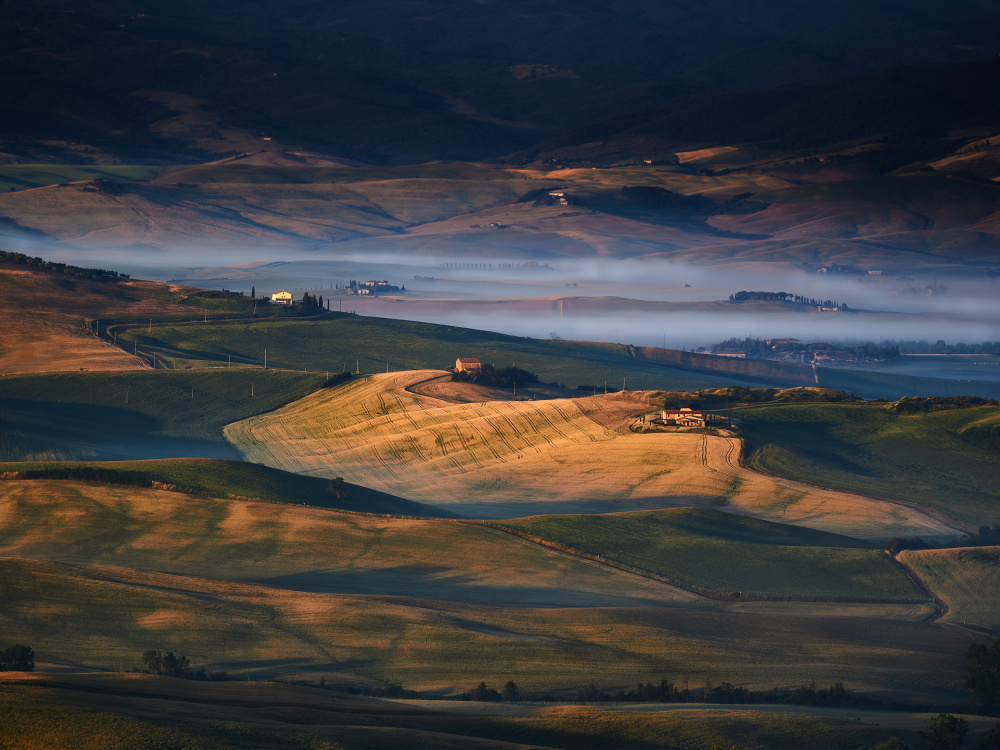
<box><xmin>0</xmin><ymin>249</ymin><xmax>128</xmax><ymax>281</ymax></box>
<box><xmin>727</xmin><ymin>291</ymin><xmax>848</xmax><ymax>308</ymax></box>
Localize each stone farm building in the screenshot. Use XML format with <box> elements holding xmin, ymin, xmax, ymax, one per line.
<box><xmin>455</xmin><ymin>358</ymin><xmax>481</xmax><ymax>372</ymax></box>
<box><xmin>661</xmin><ymin>408</ymin><xmax>707</xmax><ymax>427</ymax></box>
<box><xmin>271</xmin><ymin>290</ymin><xmax>293</xmax><ymax>305</ymax></box>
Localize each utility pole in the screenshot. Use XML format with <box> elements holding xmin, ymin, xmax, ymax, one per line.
<box><xmin>251</xmin><ymin>380</ymin><xmax>254</xmax><ymax>397</ymax></box>
<box><xmin>148</xmin><ymin>318</ymin><xmax>151</xmax><ymax>333</ymax></box>
<box><xmin>264</xmin><ymin>349</ymin><xmax>267</xmax><ymax>370</ymax></box>
<box><xmin>356</xmin><ymin>359</ymin><xmax>359</xmax><ymax>374</ymax></box>
<box><xmin>228</xmin><ymin>355</ymin><xmax>231</xmax><ymax>368</ymax></box>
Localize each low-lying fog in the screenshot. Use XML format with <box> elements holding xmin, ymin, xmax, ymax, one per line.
<box><xmin>38</xmin><ymin>245</ymin><xmax>1000</xmax><ymax>350</ymax></box>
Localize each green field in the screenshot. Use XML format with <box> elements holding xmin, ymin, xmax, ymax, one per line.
<box><xmin>731</xmin><ymin>402</ymin><xmax>1000</xmax><ymax>526</ymax></box>
<box><xmin>0</xmin><ymin>675</ymin><xmax>928</xmax><ymax>750</ymax></box>
<box><xmin>117</xmin><ymin>314</ymin><xmax>761</xmax><ymax>392</ymax></box>
<box><xmin>499</xmin><ymin>508</ymin><xmax>924</xmax><ymax>601</ymax></box>
<box><xmin>0</xmin><ymin>458</ymin><xmax>447</xmax><ymax>517</ymax></box>
<box><xmin>0</xmin><ymin>369</ymin><xmax>326</xmax><ymax>461</ymax></box>
<box><xmin>901</xmin><ymin>546</ymin><xmax>1000</xmax><ymax>632</ymax></box>
<box><xmin>0</xmin><ymin>164</ymin><xmax>162</xmax><ymax>193</ymax></box>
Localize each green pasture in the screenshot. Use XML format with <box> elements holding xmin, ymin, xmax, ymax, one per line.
<box><xmin>0</xmin><ymin>164</ymin><xmax>161</xmax><ymax>193</ymax></box>
<box><xmin>0</xmin><ymin>457</ymin><xmax>446</xmax><ymax>517</ymax></box>
<box><xmin>731</xmin><ymin>402</ymin><xmax>1000</xmax><ymax>526</ymax></box>
<box><xmin>116</xmin><ymin>314</ymin><xmax>760</xmax><ymax>392</ymax></box>
<box><xmin>0</xmin><ymin>369</ymin><xmax>326</xmax><ymax>461</ymax></box>
<box><xmin>499</xmin><ymin>508</ymin><xmax>923</xmax><ymax>601</ymax></box>
<box><xmin>901</xmin><ymin>546</ymin><xmax>1000</xmax><ymax>632</ymax></box>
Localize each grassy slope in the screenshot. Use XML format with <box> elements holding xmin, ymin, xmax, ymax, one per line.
<box><xmin>0</xmin><ymin>165</ymin><xmax>162</xmax><ymax>192</ymax></box>
<box><xmin>0</xmin><ymin>369</ymin><xmax>326</xmax><ymax>461</ymax></box>
<box><xmin>0</xmin><ymin>675</ymin><xmax>923</xmax><ymax>750</ymax></box>
<box><xmin>733</xmin><ymin>402</ymin><xmax>1000</xmax><ymax>526</ymax></box>
<box><xmin>498</xmin><ymin>508</ymin><xmax>923</xmax><ymax>602</ymax></box>
<box><xmin>0</xmin><ymin>479</ymin><xmax>697</xmax><ymax>608</ymax></box>
<box><xmin>0</xmin><ymin>458</ymin><xmax>447</xmax><ymax>517</ymax></box>
<box><xmin>900</xmin><ymin>546</ymin><xmax>1000</xmax><ymax>632</ymax></box>
<box><xmin>0</xmin><ymin>557</ymin><xmax>972</xmax><ymax>698</ymax></box>
<box><xmin>117</xmin><ymin>313</ymin><xmax>760</xmax><ymax>392</ymax></box>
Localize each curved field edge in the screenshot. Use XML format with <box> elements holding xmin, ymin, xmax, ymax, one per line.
<box><xmin>494</xmin><ymin>508</ymin><xmax>928</xmax><ymax>603</ymax></box>
<box><xmin>899</xmin><ymin>546</ymin><xmax>1000</xmax><ymax>632</ymax></box>
<box><xmin>732</xmin><ymin>401</ymin><xmax>1000</xmax><ymax>527</ymax></box>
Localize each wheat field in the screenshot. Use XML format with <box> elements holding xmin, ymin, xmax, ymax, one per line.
<box><xmin>225</xmin><ymin>371</ymin><xmax>960</xmax><ymax>539</ymax></box>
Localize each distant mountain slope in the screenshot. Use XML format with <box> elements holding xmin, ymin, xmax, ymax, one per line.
<box><xmin>522</xmin><ymin>56</ymin><xmax>1000</xmax><ymax>168</ymax></box>
<box><xmin>2</xmin><ymin>0</ymin><xmax>1000</xmax><ymax>164</ymax></box>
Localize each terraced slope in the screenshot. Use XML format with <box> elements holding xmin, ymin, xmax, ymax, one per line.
<box><xmin>900</xmin><ymin>546</ymin><xmax>1000</xmax><ymax>632</ymax></box>
<box><xmin>225</xmin><ymin>371</ymin><xmax>962</xmax><ymax>539</ymax></box>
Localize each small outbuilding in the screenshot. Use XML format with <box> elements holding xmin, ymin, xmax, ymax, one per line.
<box><xmin>455</xmin><ymin>358</ymin><xmax>481</xmax><ymax>372</ymax></box>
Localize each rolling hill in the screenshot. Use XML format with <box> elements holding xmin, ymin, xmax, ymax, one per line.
<box><xmin>733</xmin><ymin>401</ymin><xmax>1000</xmax><ymax>526</ymax></box>
<box><xmin>225</xmin><ymin>370</ymin><xmax>960</xmax><ymax>539</ymax></box>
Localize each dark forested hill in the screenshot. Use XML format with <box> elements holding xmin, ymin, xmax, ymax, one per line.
<box><xmin>2</xmin><ymin>0</ymin><xmax>1000</xmax><ymax>164</ymax></box>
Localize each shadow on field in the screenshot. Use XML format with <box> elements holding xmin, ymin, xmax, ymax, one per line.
<box><xmin>0</xmin><ymin>398</ymin><xmax>242</xmax><ymax>461</ymax></box>
<box><xmin>449</xmin><ymin>496</ymin><xmax>719</xmax><ymax>519</ymax></box>
<box><xmin>258</xmin><ymin>566</ymin><xmax>680</xmax><ymax>608</ymax></box>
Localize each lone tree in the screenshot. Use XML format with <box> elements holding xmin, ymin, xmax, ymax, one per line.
<box><xmin>0</xmin><ymin>644</ymin><xmax>35</xmax><ymax>671</ymax></box>
<box><xmin>501</xmin><ymin>680</ymin><xmax>520</xmax><ymax>701</ymax></box>
<box><xmin>968</xmin><ymin>638</ymin><xmax>1000</xmax><ymax>712</ymax></box>
<box><xmin>328</xmin><ymin>477</ymin><xmax>346</xmax><ymax>500</ymax></box>
<box><xmin>919</xmin><ymin>714</ymin><xmax>968</xmax><ymax>750</ymax></box>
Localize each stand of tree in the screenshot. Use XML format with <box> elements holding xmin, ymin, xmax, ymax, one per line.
<box><xmin>0</xmin><ymin>644</ymin><xmax>34</xmax><ymax>671</ymax></box>
<box><xmin>891</xmin><ymin>396</ymin><xmax>999</xmax><ymax>413</ymax></box>
<box><xmin>453</xmin><ymin>364</ymin><xmax>538</xmax><ymax>389</ymax></box>
<box><xmin>728</xmin><ymin>291</ymin><xmax>847</xmax><ymax>308</ymax></box>
<box><xmin>0</xmin><ymin>249</ymin><xmax>128</xmax><ymax>281</ymax></box>
<box><xmin>140</xmin><ymin>649</ymin><xmax>231</xmax><ymax>681</ymax></box>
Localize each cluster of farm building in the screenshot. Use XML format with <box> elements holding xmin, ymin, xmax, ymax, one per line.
<box><xmin>711</xmin><ymin>337</ymin><xmax>898</xmax><ymax>365</ymax></box>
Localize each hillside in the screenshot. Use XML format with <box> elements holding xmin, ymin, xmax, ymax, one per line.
<box><xmin>0</xmin><ymin>457</ymin><xmax>444</xmax><ymax>517</ymax></box>
<box><xmin>900</xmin><ymin>546</ymin><xmax>1000</xmax><ymax>632</ymax></box>
<box><xmin>0</xmin><ymin>258</ymin><xmax>199</xmax><ymax>374</ymax></box>
<box><xmin>0</xmin><ymin>480</ymin><xmax>973</xmax><ymax>700</ymax></box>
<box><xmin>0</xmin><ymin>369</ymin><xmax>326</xmax><ymax>460</ymax></box>
<box><xmin>3</xmin><ymin>2</ymin><xmax>998</xmax><ymax>165</ymax></box>
<box><xmin>0</xmin><ymin>672</ymin><xmax>957</xmax><ymax>750</ymax></box>
<box><xmin>733</xmin><ymin>402</ymin><xmax>1000</xmax><ymax>526</ymax></box>
<box><xmin>498</xmin><ymin>508</ymin><xmax>923</xmax><ymax>601</ymax></box>
<box><xmin>225</xmin><ymin>370</ymin><xmax>959</xmax><ymax>539</ymax></box>
<box><xmin>522</xmin><ymin>56</ymin><xmax>1000</xmax><ymax>168</ymax></box>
